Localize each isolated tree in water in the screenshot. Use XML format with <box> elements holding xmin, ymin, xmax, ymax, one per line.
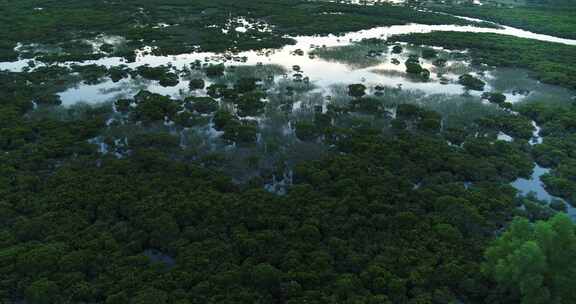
<box><xmin>483</xmin><ymin>213</ymin><xmax>576</xmax><ymax>304</ymax></box>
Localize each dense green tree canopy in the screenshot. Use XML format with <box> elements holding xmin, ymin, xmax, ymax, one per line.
<box><xmin>483</xmin><ymin>214</ymin><xmax>576</xmax><ymax>304</ymax></box>
<box><xmin>1</xmin><ymin>1</ymin><xmax>576</xmax><ymax>303</ymax></box>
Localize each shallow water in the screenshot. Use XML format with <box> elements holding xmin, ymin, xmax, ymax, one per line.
<box><xmin>2</xmin><ymin>11</ymin><xmax>576</xmax><ymax>212</ymax></box>
<box><xmin>512</xmin><ymin>165</ymin><xmax>555</xmax><ymax>202</ymax></box>
<box><xmin>508</xmin><ymin>123</ymin><xmax>576</xmax><ymax>219</ymax></box>
<box><xmin>1</xmin><ymin>15</ymin><xmax>573</xmax><ymax>106</ymax></box>
<box><xmin>486</xmin><ymin>68</ymin><xmax>576</xmax><ymax>105</ymax></box>
<box><xmin>2</xmin><ymin>13</ymin><xmax>576</xmax><ymax>73</ymax></box>
<box><xmin>512</xmin><ymin>164</ymin><xmax>576</xmax><ymax>220</ymax></box>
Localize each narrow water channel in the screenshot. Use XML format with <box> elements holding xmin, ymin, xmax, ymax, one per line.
<box><xmin>510</xmin><ymin>122</ymin><xmax>576</xmax><ymax>219</ymax></box>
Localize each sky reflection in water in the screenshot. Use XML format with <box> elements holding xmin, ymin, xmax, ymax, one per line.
<box><xmin>1</xmin><ymin>17</ymin><xmax>575</xmax><ymax>213</ymax></box>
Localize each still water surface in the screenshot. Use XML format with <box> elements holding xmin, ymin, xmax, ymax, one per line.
<box><xmin>1</xmin><ymin>13</ymin><xmax>575</xmax><ymax>214</ymax></box>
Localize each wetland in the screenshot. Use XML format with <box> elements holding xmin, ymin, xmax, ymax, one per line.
<box><xmin>1</xmin><ymin>0</ymin><xmax>576</xmax><ymax>303</ymax></box>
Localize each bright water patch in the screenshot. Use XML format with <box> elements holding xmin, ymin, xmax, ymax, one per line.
<box><xmin>512</xmin><ymin>164</ymin><xmax>576</xmax><ymax>220</ymax></box>
<box><xmin>1</xmin><ymin>17</ymin><xmax>573</xmax><ymax>110</ymax></box>
<box><xmin>3</xmin><ymin>16</ymin><xmax>576</xmax><ymax>73</ymax></box>
<box><xmin>2</xmin><ymin>13</ymin><xmax>576</xmax><ymax>204</ymax></box>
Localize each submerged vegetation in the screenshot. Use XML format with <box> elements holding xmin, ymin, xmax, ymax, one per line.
<box><xmin>1</xmin><ymin>0</ymin><xmax>576</xmax><ymax>303</ymax></box>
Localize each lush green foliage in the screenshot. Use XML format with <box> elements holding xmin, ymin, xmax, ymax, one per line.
<box><xmin>0</xmin><ymin>129</ymin><xmax>529</xmax><ymax>303</ymax></box>
<box><xmin>0</xmin><ymin>65</ymin><xmax>543</xmax><ymax>303</ymax></box>
<box><xmin>483</xmin><ymin>214</ymin><xmax>576</xmax><ymax>303</ymax></box>
<box><xmin>1</xmin><ymin>2</ymin><xmax>575</xmax><ymax>303</ymax></box>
